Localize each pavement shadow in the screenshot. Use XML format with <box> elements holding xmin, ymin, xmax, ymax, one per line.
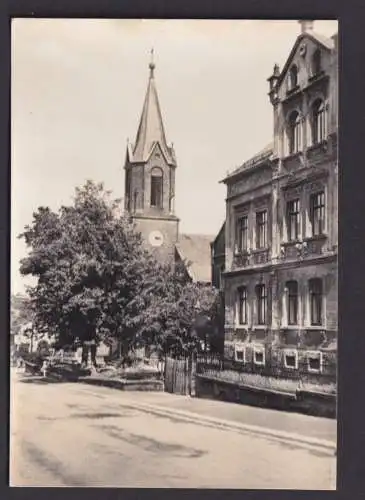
<box><xmin>18</xmin><ymin>376</ymin><xmax>66</xmax><ymax>384</ymax></box>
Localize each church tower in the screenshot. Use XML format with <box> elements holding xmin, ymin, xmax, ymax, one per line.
<box><xmin>124</xmin><ymin>51</ymin><xmax>179</xmax><ymax>262</ymax></box>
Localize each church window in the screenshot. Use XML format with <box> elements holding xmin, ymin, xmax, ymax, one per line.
<box><xmin>150</xmin><ymin>167</ymin><xmax>163</xmax><ymax>208</ymax></box>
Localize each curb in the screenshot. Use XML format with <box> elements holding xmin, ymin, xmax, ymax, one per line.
<box><xmin>116</xmin><ymin>400</ymin><xmax>337</xmax><ymax>455</ymax></box>
<box><xmin>77</xmin><ymin>381</ymin><xmax>336</xmax><ymax>455</ymax></box>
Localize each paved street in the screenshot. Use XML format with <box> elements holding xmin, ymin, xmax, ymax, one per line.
<box><xmin>10</xmin><ymin>373</ymin><xmax>336</xmax><ymax>488</ymax></box>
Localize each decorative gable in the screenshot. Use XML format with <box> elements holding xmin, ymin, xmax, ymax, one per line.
<box><xmin>276</xmin><ymin>32</ymin><xmax>334</xmax><ymax>102</ymax></box>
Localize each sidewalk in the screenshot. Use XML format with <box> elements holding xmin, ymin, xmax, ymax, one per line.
<box><xmin>13</xmin><ymin>370</ymin><xmax>336</xmax><ymax>453</ymax></box>
<box><xmin>77</xmin><ymin>381</ymin><xmax>337</xmax><ymax>451</ymax></box>
<box><xmin>119</xmin><ymin>391</ymin><xmax>337</xmax><ymax>443</ymax></box>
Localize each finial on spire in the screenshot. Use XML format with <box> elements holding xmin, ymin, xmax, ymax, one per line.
<box><xmin>149</xmin><ymin>48</ymin><xmax>155</xmax><ymax>77</ymax></box>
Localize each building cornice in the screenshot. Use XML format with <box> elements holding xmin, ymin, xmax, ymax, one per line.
<box><xmin>223</xmin><ymin>252</ymin><xmax>337</xmax><ymax>277</ymax></box>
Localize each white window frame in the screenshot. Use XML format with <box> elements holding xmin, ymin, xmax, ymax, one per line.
<box><xmin>253</xmin><ymin>345</ymin><xmax>266</xmax><ymax>366</ymax></box>
<box><xmin>307</xmin><ymin>350</ymin><xmax>323</xmax><ymax>373</ymax></box>
<box><xmin>234</xmin><ymin>343</ymin><xmax>246</xmax><ymax>363</ymax></box>
<box><xmin>283</xmin><ymin>349</ymin><xmax>299</xmax><ymax>370</ymax></box>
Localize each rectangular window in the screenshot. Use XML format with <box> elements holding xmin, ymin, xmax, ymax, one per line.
<box><xmin>310</xmin><ymin>192</ymin><xmax>325</xmax><ymax>236</ymax></box>
<box><xmin>237</xmin><ymin>287</ymin><xmax>248</xmax><ymax>325</ymax></box>
<box><xmin>287</xmin><ymin>281</ymin><xmax>298</xmax><ymax>325</ymax></box>
<box><xmin>236</xmin><ymin>215</ymin><xmax>248</xmax><ymax>252</ymax></box>
<box><xmin>286</xmin><ymin>199</ymin><xmax>300</xmax><ymax>241</ymax></box>
<box><xmin>234</xmin><ymin>343</ymin><xmax>246</xmax><ymax>363</ymax></box>
<box><xmin>307</xmin><ymin>351</ymin><xmax>322</xmax><ymax>373</ymax></box>
<box><xmin>256</xmin><ymin>210</ymin><xmax>267</xmax><ymax>249</ymax></box>
<box><xmin>309</xmin><ymin>279</ymin><xmax>323</xmax><ymax>326</ymax></box>
<box><xmin>284</xmin><ymin>349</ymin><xmax>298</xmax><ymax>370</ymax></box>
<box><xmin>151</xmin><ymin>175</ymin><xmax>163</xmax><ymax>208</ymax></box>
<box><xmin>256</xmin><ymin>284</ymin><xmax>267</xmax><ymax>325</ymax></box>
<box><xmin>253</xmin><ymin>346</ymin><xmax>265</xmax><ymax>366</ymax></box>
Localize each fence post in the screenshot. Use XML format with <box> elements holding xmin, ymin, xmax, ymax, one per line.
<box><xmin>187</xmin><ymin>351</ymin><xmax>193</xmax><ymax>396</ymax></box>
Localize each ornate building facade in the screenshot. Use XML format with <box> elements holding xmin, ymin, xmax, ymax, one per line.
<box><xmin>221</xmin><ymin>22</ymin><xmax>338</xmax><ymax>381</ymax></box>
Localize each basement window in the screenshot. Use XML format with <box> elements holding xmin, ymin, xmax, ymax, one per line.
<box><xmin>307</xmin><ymin>351</ymin><xmax>323</xmax><ymax>373</ymax></box>
<box><xmin>284</xmin><ymin>349</ymin><xmax>298</xmax><ymax>370</ymax></box>
<box><xmin>234</xmin><ymin>343</ymin><xmax>246</xmax><ymax>363</ymax></box>
<box><xmin>253</xmin><ymin>346</ymin><xmax>265</xmax><ymax>366</ymax></box>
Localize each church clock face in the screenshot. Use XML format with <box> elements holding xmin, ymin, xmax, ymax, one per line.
<box><xmin>148</xmin><ymin>230</ymin><xmax>164</xmax><ymax>247</ymax></box>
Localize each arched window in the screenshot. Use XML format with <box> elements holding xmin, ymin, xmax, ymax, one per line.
<box><xmin>311</xmin><ymin>49</ymin><xmax>321</xmax><ymax>76</ymax></box>
<box><xmin>150</xmin><ymin>167</ymin><xmax>163</xmax><ymax>208</ymax></box>
<box><xmin>288</xmin><ymin>64</ymin><xmax>298</xmax><ymax>90</ymax></box>
<box><xmin>288</xmin><ymin>111</ymin><xmax>302</xmax><ymax>154</ymax></box>
<box><xmin>311</xmin><ymin>99</ymin><xmax>326</xmax><ymax>145</ymax></box>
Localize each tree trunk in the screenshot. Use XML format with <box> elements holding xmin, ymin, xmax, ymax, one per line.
<box><xmin>90</xmin><ymin>344</ymin><xmax>97</xmax><ymax>366</ymax></box>
<box><xmin>81</xmin><ymin>343</ymin><xmax>89</xmax><ymax>365</ymax></box>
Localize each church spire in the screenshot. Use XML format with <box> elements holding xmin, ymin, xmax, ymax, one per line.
<box><xmin>149</xmin><ymin>48</ymin><xmax>155</xmax><ymax>77</ymax></box>
<box><xmin>131</xmin><ymin>51</ymin><xmax>175</xmax><ymax>165</ymax></box>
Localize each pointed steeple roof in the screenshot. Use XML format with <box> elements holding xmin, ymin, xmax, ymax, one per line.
<box><xmin>130</xmin><ymin>50</ymin><xmax>176</xmax><ymax>165</ymax></box>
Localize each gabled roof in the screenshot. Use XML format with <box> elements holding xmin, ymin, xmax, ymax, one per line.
<box><xmin>129</xmin><ymin>61</ymin><xmax>175</xmax><ymax>165</ymax></box>
<box><xmin>175</xmin><ymin>233</ymin><xmax>215</xmax><ymax>284</ymax></box>
<box><xmin>276</xmin><ymin>30</ymin><xmax>337</xmax><ymax>87</ymax></box>
<box><xmin>221</xmin><ymin>142</ymin><xmax>273</xmax><ymax>183</ymax></box>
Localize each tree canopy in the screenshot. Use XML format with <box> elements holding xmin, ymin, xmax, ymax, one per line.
<box><xmin>19</xmin><ymin>181</ymin><xmax>221</xmax><ymax>355</ymax></box>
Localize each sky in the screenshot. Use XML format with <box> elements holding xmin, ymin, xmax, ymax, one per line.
<box><xmin>11</xmin><ymin>18</ymin><xmax>338</xmax><ymax>295</ymax></box>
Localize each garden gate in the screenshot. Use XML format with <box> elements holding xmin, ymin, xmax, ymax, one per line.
<box><xmin>164</xmin><ymin>355</ymin><xmax>196</xmax><ymax>395</ymax></box>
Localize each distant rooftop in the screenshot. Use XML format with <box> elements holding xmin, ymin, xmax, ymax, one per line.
<box><xmin>176</xmin><ymin>233</ymin><xmax>215</xmax><ymax>283</ymax></box>
<box><xmin>222</xmin><ymin>142</ymin><xmax>273</xmax><ymax>183</ymax></box>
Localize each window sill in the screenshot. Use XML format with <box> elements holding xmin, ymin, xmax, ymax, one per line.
<box><xmin>286</xmin><ymin>85</ymin><xmax>300</xmax><ymax>96</ymax></box>
<box><xmin>252</xmin><ymin>325</ymin><xmax>268</xmax><ymax>330</ymax></box>
<box><xmin>307</xmin><ymin>140</ymin><xmax>328</xmax><ymax>154</ymax></box>
<box><xmin>305</xmin><ymin>325</ymin><xmax>326</xmax><ymax>330</ymax></box>
<box><xmin>233</xmin><ymin>250</ymin><xmax>251</xmax><ymax>257</ymax></box>
<box><xmin>281</xmin><ymin>239</ymin><xmax>302</xmax><ymax>247</ymax></box>
<box><xmin>303</xmin><ymin>234</ymin><xmax>327</xmax><ymax>242</ymax></box>
<box><xmin>282</xmin><ymin>151</ymin><xmax>302</xmax><ymax>162</ymax></box>
<box><xmin>251</xmin><ymin>247</ymin><xmax>270</xmax><ymax>254</ymax></box>
<box><xmin>308</xmin><ymin>71</ymin><xmax>326</xmax><ymax>83</ymax></box>
<box><xmin>284</xmin><ymin>364</ymin><xmax>298</xmax><ymax>371</ymax></box>
<box><xmin>281</xmin><ymin>325</ymin><xmax>300</xmax><ymax>330</ymax></box>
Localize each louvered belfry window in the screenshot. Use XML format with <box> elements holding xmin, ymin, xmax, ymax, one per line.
<box><xmin>150</xmin><ymin>167</ymin><xmax>163</xmax><ymax>208</ymax></box>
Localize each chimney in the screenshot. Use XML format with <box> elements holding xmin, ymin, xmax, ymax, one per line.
<box><xmin>299</xmin><ymin>20</ymin><xmax>314</xmax><ymax>33</ymax></box>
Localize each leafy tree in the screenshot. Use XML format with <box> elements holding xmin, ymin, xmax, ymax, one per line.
<box><xmin>130</xmin><ymin>260</ymin><xmax>220</xmax><ymax>356</ymax></box>
<box><xmin>19</xmin><ymin>180</ymin><xmax>222</xmax><ymax>360</ymax></box>
<box><xmin>19</xmin><ymin>181</ymin><xmax>158</xmax><ymax>354</ymax></box>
